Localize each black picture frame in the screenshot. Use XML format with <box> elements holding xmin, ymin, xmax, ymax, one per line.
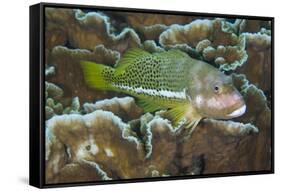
<box><xmin>30</xmin><ymin>2</ymin><xmax>274</xmax><ymax>189</ymax></box>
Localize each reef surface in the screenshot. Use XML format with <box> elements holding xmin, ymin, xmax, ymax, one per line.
<box><xmin>45</xmin><ymin>8</ymin><xmax>272</xmax><ymax>184</ymax></box>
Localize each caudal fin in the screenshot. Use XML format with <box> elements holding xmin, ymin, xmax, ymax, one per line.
<box><xmin>80</xmin><ymin>61</ymin><xmax>114</xmax><ymax>90</ymax></box>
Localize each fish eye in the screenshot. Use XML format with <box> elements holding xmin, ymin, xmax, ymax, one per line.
<box><xmin>213</xmin><ymin>85</ymin><xmax>221</xmax><ymax>93</ymax></box>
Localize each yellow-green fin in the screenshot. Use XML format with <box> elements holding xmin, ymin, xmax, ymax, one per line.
<box><xmin>115</xmin><ymin>48</ymin><xmax>150</xmax><ymax>75</ymax></box>
<box><xmin>185</xmin><ymin>118</ymin><xmax>201</xmax><ymax>129</ymax></box>
<box><xmin>136</xmin><ymin>98</ymin><xmax>163</xmax><ymax>113</ymax></box>
<box><xmin>80</xmin><ymin>61</ymin><xmax>114</xmax><ymax>90</ymax></box>
<box><xmin>181</xmin><ymin>118</ymin><xmax>201</xmax><ymax>142</ymax></box>
<box><xmin>165</xmin><ymin>104</ymin><xmax>188</xmax><ymax>126</ymax></box>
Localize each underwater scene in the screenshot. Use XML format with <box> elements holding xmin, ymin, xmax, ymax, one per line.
<box><xmin>44</xmin><ymin>7</ymin><xmax>272</xmax><ymax>184</ymax></box>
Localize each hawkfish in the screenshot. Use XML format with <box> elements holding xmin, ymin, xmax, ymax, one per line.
<box><xmin>80</xmin><ymin>48</ymin><xmax>246</xmax><ymax>130</ymax></box>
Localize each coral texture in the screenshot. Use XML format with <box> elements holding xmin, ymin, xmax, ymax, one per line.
<box><xmin>238</xmin><ymin>29</ymin><xmax>271</xmax><ymax>94</ymax></box>
<box><xmin>44</xmin><ymin>8</ymin><xmax>272</xmax><ymax>184</ymax></box>
<box><xmin>45</xmin><ymin>82</ymin><xmax>81</xmax><ymax>119</ymax></box>
<box><xmin>45</xmin><ymin>8</ymin><xmax>141</xmax><ymax>54</ymax></box>
<box><xmin>46</xmin><ymin>108</ymin><xmax>177</xmax><ymax>183</ymax></box>
<box><xmin>159</xmin><ymin>19</ymin><xmax>248</xmax><ymax>71</ymax></box>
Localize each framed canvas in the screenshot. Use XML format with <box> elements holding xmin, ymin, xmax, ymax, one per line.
<box><xmin>29</xmin><ymin>2</ymin><xmax>274</xmax><ymax>188</ymax></box>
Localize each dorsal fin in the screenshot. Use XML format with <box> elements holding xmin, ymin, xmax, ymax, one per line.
<box><xmin>115</xmin><ymin>48</ymin><xmax>150</xmax><ymax>75</ymax></box>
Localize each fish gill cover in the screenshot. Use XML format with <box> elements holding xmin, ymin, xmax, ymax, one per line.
<box><xmin>44</xmin><ymin>7</ymin><xmax>272</xmax><ymax>184</ymax></box>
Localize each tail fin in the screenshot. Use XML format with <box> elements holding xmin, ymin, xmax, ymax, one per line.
<box><xmin>80</xmin><ymin>61</ymin><xmax>114</xmax><ymax>90</ymax></box>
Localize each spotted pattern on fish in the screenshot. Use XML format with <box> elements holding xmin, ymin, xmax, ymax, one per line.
<box><xmin>101</xmin><ymin>50</ymin><xmax>190</xmax><ymax>100</ymax></box>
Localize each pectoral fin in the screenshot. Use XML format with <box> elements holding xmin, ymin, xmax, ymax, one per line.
<box><xmin>165</xmin><ymin>105</ymin><xmax>188</xmax><ymax>127</ymax></box>
<box><xmin>135</xmin><ymin>96</ymin><xmax>178</xmax><ymax>113</ymax></box>
<box><xmin>185</xmin><ymin>119</ymin><xmax>201</xmax><ymax>138</ymax></box>
<box><xmin>175</xmin><ymin>118</ymin><xmax>201</xmax><ymax>142</ymax></box>
<box><xmin>165</xmin><ymin>104</ymin><xmax>202</xmax><ymax>129</ymax></box>
<box><xmin>136</xmin><ymin>98</ymin><xmax>163</xmax><ymax>113</ymax></box>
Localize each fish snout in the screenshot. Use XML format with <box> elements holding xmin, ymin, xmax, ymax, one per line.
<box><xmin>225</xmin><ymin>91</ymin><xmax>246</xmax><ymax>118</ymax></box>
<box><xmin>226</xmin><ymin>104</ymin><xmax>246</xmax><ymax>118</ymax></box>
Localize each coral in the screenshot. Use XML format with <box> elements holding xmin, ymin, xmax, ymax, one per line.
<box><xmin>83</xmin><ymin>97</ymin><xmax>143</xmax><ymax>121</ymax></box>
<box><xmin>45</xmin><ymin>65</ymin><xmax>55</xmax><ymax>77</ymax></box>
<box><xmin>103</xmin><ymin>11</ymin><xmax>199</xmax><ymax>31</ymax></box>
<box><xmin>45</xmin><ymin>82</ymin><xmax>63</xmax><ymax>119</ymax></box>
<box><xmin>202</xmin><ymin>119</ymin><xmax>258</xmax><ymax>136</ymax></box>
<box><xmin>45</xmin><ymin>110</ymin><xmax>176</xmax><ymax>183</ymax></box>
<box><xmin>142</xmin><ymin>40</ymin><xmax>165</xmax><ymax>53</ymax></box>
<box><xmin>159</xmin><ymin>19</ymin><xmax>248</xmax><ymax>71</ymax></box>
<box><xmin>45</xmin><ymin>81</ymin><xmax>63</xmax><ymax>100</ymax></box>
<box><xmin>62</xmin><ymin>96</ymin><xmax>81</xmax><ymax>114</ymax></box>
<box><xmin>243</xmin><ymin>32</ymin><xmax>271</xmax><ymax>50</ymax></box>
<box><xmin>45</xmin><ymin>8</ymin><xmax>141</xmax><ymax>54</ymax></box>
<box><xmin>141</xmin><ymin>24</ymin><xmax>169</xmax><ymax>41</ymax></box>
<box><xmin>238</xmin><ymin>19</ymin><xmax>271</xmax><ymax>34</ymax></box>
<box><xmin>45</xmin><ymin>82</ymin><xmax>82</xmax><ymax>119</ymax></box>
<box><xmin>237</xmin><ymin>29</ymin><xmax>272</xmax><ymax>94</ymax></box>
<box><xmin>45</xmin><ymin>95</ymin><xmax>181</xmax><ymax>183</ymax></box>
<box><xmin>47</xmin><ymin>45</ymin><xmax>123</xmax><ymax>104</ymax></box>
<box><xmin>97</xmin><ymin>12</ymin><xmax>206</xmax><ymax>46</ymax></box>
<box><xmin>45</xmin><ymin>111</ymin><xmax>143</xmax><ymax>183</ymax></box>
<box><xmin>48</xmin><ymin>163</ymin><xmax>108</xmax><ymax>183</ymax></box>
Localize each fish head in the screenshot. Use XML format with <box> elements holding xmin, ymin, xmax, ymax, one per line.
<box><xmin>189</xmin><ymin>70</ymin><xmax>246</xmax><ymax>119</ymax></box>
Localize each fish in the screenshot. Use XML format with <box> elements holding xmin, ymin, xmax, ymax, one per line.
<box><xmin>80</xmin><ymin>48</ymin><xmax>246</xmax><ymax>130</ymax></box>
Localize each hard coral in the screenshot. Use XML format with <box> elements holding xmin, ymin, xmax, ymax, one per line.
<box><xmin>238</xmin><ymin>29</ymin><xmax>271</xmax><ymax>93</ymax></box>
<box><xmin>45</xmin><ymin>81</ymin><xmax>81</xmax><ymax>119</ymax></box>
<box><xmin>45</xmin><ymin>97</ymin><xmax>181</xmax><ymax>183</ymax></box>
<box><xmin>46</xmin><ymin>8</ymin><xmax>141</xmax><ymax>54</ymax></box>
<box><xmin>47</xmin><ymin>45</ymin><xmax>123</xmax><ymax>104</ymax></box>
<box><xmin>159</xmin><ymin>19</ymin><xmax>248</xmax><ymax>71</ymax></box>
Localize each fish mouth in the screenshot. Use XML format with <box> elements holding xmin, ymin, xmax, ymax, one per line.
<box><xmin>226</xmin><ymin>104</ymin><xmax>246</xmax><ymax>118</ymax></box>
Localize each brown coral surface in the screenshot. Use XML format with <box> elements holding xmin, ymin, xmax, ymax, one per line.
<box><xmin>44</xmin><ymin>8</ymin><xmax>272</xmax><ymax>184</ymax></box>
